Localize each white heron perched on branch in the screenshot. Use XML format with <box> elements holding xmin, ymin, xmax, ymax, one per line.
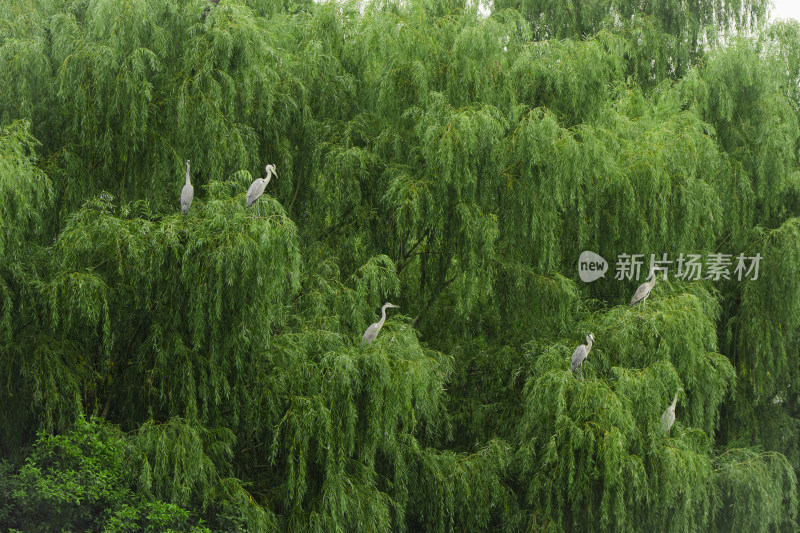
<box><xmin>631</xmin><ymin>265</ymin><xmax>662</xmax><ymax>309</ymax></box>
<box><xmin>661</xmin><ymin>390</ymin><xmax>681</xmax><ymax>436</ymax></box>
<box><xmin>361</xmin><ymin>303</ymin><xmax>399</xmax><ymax>346</ymax></box>
<box><xmin>181</xmin><ymin>160</ymin><xmax>193</xmax><ymax>215</ymax></box>
<box><xmin>570</xmin><ymin>333</ymin><xmax>594</xmax><ymax>380</ymax></box>
<box><xmin>247</xmin><ymin>164</ymin><xmax>277</xmax><ymax>217</ymax></box>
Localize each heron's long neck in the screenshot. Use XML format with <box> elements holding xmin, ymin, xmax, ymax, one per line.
<box><xmin>185</xmin><ymin>166</ymin><xmax>191</xmax><ymax>186</ymax></box>
<box><xmin>671</xmin><ymin>393</ymin><xmax>678</xmax><ymax>407</ymax></box>
<box><xmin>377</xmin><ymin>305</ymin><xmax>389</xmax><ymax>328</ymax></box>
<box><xmin>586</xmin><ymin>338</ymin><xmax>593</xmax><ymax>353</ymax></box>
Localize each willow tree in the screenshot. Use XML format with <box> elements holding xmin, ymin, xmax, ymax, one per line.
<box><xmin>493</xmin><ymin>0</ymin><xmax>771</xmax><ymax>85</ymax></box>
<box><xmin>0</xmin><ymin>0</ymin><xmax>799</xmax><ymax>531</ymax></box>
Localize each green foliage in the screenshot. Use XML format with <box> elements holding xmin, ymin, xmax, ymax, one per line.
<box><xmin>0</xmin><ymin>118</ymin><xmax>52</xmax><ymax>320</ymax></box>
<box><xmin>0</xmin><ymin>120</ymin><xmax>52</xmax><ymax>261</ymax></box>
<box><xmin>494</xmin><ymin>0</ymin><xmax>770</xmax><ymax>84</ymax></box>
<box><xmin>0</xmin><ymin>416</ymin><xmax>215</xmax><ymax>532</ymax></box>
<box><xmin>516</xmin><ymin>286</ymin><xmax>731</xmax><ymax>532</ymax></box>
<box><xmin>731</xmin><ymin>219</ymin><xmax>800</xmax><ymax>396</ymax></box>
<box><xmin>714</xmin><ymin>448</ymin><xmax>798</xmax><ymax>532</ymax></box>
<box><xmin>0</xmin><ymin>0</ymin><xmax>799</xmax><ymax>530</ymax></box>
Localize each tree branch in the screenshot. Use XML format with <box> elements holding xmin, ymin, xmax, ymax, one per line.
<box><xmin>397</xmin><ymin>232</ymin><xmax>428</xmax><ymax>274</ymax></box>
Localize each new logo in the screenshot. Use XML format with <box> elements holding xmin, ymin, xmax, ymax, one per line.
<box><xmin>578</xmin><ymin>251</ymin><xmax>608</xmax><ymax>282</ymax></box>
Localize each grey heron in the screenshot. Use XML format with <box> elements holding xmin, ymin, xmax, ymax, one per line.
<box><xmin>181</xmin><ymin>160</ymin><xmax>194</xmax><ymax>215</ymax></box>
<box><xmin>246</xmin><ymin>164</ymin><xmax>277</xmax><ymax>217</ymax></box>
<box><xmin>361</xmin><ymin>303</ymin><xmax>400</xmax><ymax>346</ymax></box>
<box><xmin>631</xmin><ymin>266</ymin><xmax>662</xmax><ymax>309</ymax></box>
<box><xmin>661</xmin><ymin>390</ymin><xmax>680</xmax><ymax>436</ymax></box>
<box><xmin>570</xmin><ymin>333</ymin><xmax>594</xmax><ymax>380</ymax></box>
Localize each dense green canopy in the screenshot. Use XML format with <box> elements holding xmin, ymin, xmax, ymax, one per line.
<box><xmin>0</xmin><ymin>0</ymin><xmax>799</xmax><ymax>530</ymax></box>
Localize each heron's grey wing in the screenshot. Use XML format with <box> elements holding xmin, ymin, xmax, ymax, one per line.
<box><xmin>181</xmin><ymin>183</ymin><xmax>194</xmax><ymax>214</ymax></box>
<box><xmin>630</xmin><ymin>282</ymin><xmax>651</xmax><ymax>306</ymax></box>
<box><xmin>361</xmin><ymin>323</ymin><xmax>379</xmax><ymax>346</ymax></box>
<box><xmin>246</xmin><ymin>179</ymin><xmax>265</xmax><ymax>207</ymax></box>
<box><xmin>570</xmin><ymin>345</ymin><xmax>586</xmax><ymax>372</ymax></box>
<box><xmin>661</xmin><ymin>406</ymin><xmax>675</xmax><ymax>433</ymax></box>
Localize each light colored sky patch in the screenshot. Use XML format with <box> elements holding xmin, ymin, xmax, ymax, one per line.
<box><xmin>771</xmin><ymin>0</ymin><xmax>800</xmax><ymax>23</ymax></box>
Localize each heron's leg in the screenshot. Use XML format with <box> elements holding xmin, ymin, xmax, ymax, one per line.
<box><xmin>579</xmin><ymin>366</ymin><xmax>584</xmax><ymax>381</ymax></box>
